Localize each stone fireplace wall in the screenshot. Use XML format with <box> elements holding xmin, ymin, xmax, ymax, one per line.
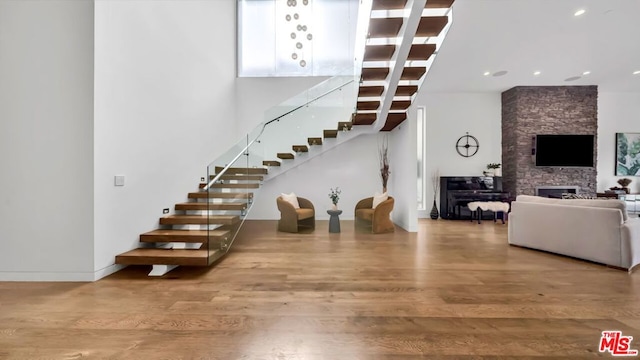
<box><xmin>501</xmin><ymin>86</ymin><xmax>598</xmax><ymax>197</ymax></box>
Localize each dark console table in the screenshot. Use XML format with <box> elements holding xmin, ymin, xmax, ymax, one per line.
<box><xmin>439</xmin><ymin>176</ymin><xmax>510</xmax><ymax>220</ymax></box>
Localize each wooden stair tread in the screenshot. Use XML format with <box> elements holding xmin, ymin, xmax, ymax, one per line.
<box><xmin>408</xmin><ymin>44</ymin><xmax>436</xmax><ymax>61</ymax></box>
<box><xmin>262</xmin><ymin>160</ymin><xmax>281</xmax><ymax>167</ymax></box>
<box><xmin>115</xmin><ymin>248</ymin><xmax>217</xmax><ymax>266</ymax></box>
<box><xmin>175</xmin><ymin>203</ymin><xmax>247</xmax><ymax>211</ymax></box>
<box><xmin>358</xmin><ymin>86</ymin><xmax>385</xmax><ymax>97</ymax></box>
<box><xmin>140</xmin><ymin>229</ymin><xmax>230</xmax><ymax>243</ymax></box>
<box><xmin>353</xmin><ymin>113</ymin><xmax>377</xmax><ymax>125</ymax></box>
<box><xmin>372</xmin><ymin>0</ymin><xmax>407</xmax><ymax>10</ymax></box>
<box><xmin>357</xmin><ymin>101</ymin><xmax>380</xmax><ymax>111</ymax></box>
<box><xmin>214</xmin><ymin>166</ymin><xmax>267</xmax><ymax>175</ymax></box>
<box><xmin>292</xmin><ymin>145</ymin><xmax>309</xmax><ymax>152</ymax></box>
<box><xmin>395</xmin><ymin>85</ymin><xmax>419</xmax><ymax>96</ymax></box>
<box><xmin>188</xmin><ymin>192</ymin><xmax>253</xmax><ymax>199</ymax></box>
<box><xmin>338</xmin><ymin>122</ymin><xmax>353</xmax><ymax>131</ymax></box>
<box><xmin>361</xmin><ymin>67</ymin><xmax>389</xmax><ymax>81</ymax></box>
<box><xmin>277</xmin><ymin>153</ymin><xmax>295</xmax><ymax>160</ymax></box>
<box><xmin>415</xmin><ymin>16</ymin><xmax>449</xmax><ymax>37</ymax></box>
<box><xmin>208</xmin><ymin>183</ymin><xmax>260</xmax><ymax>189</ymax></box>
<box><xmin>308</xmin><ymin>137</ymin><xmax>323</xmax><ymax>146</ymax></box>
<box><xmin>391</xmin><ymin>100</ymin><xmax>412</xmax><ymax>110</ymax></box>
<box><xmin>160</xmin><ymin>215</ymin><xmax>239</xmax><ymax>225</ymax></box>
<box><xmin>401</xmin><ymin>67</ymin><xmax>427</xmax><ymax>80</ymax></box>
<box><xmin>323</xmin><ymin>130</ymin><xmax>338</xmax><ymax>138</ymax></box>
<box><xmin>425</xmin><ymin>0</ymin><xmax>455</xmax><ymax>8</ymax></box>
<box><xmin>363</xmin><ymin>45</ymin><xmax>396</xmax><ymax>61</ymax></box>
<box><xmin>368</xmin><ymin>18</ymin><xmax>403</xmax><ymax>38</ymax></box>
<box><xmin>381</xmin><ymin>113</ymin><xmax>408</xmax><ymax>132</ymax></box>
<box><xmin>210</xmin><ymin>174</ymin><xmax>264</xmax><ymax>181</ymax></box>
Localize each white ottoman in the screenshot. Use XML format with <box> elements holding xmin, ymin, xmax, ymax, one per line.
<box><xmin>467</xmin><ymin>201</ymin><xmax>510</xmax><ymax>224</ymax></box>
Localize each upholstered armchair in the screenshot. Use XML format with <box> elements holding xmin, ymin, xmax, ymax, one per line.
<box><xmin>354</xmin><ymin>196</ymin><xmax>395</xmax><ymax>233</ymax></box>
<box><xmin>276</xmin><ymin>196</ymin><xmax>315</xmax><ymax>233</ymax></box>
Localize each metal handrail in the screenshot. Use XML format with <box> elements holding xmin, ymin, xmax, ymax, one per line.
<box><xmin>203</xmin><ymin>78</ymin><xmax>355</xmax><ymax>191</ymax></box>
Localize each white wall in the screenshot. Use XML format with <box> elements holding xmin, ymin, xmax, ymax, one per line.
<box><xmin>93</xmin><ymin>0</ymin><xmax>240</xmax><ymax>273</ymax></box>
<box><xmin>93</xmin><ymin>1</ymin><xmax>344</xmax><ymax>276</ymax></box>
<box><xmin>388</xmin><ymin>116</ymin><xmax>418</xmax><ymax>231</ymax></box>
<box><xmin>248</xmin><ymin>134</ymin><xmax>382</xmax><ymax>220</ymax></box>
<box><xmin>235</xmin><ymin>77</ymin><xmax>330</xmax><ymax>138</ymax></box>
<box><xmin>419</xmin><ymin>92</ymin><xmax>502</xmax><ymax>210</ymax></box>
<box><xmin>0</xmin><ymin>1</ymin><xmax>95</xmax><ymax>280</ymax></box>
<box><xmin>597</xmin><ymin>92</ymin><xmax>640</xmax><ymax>194</ymax></box>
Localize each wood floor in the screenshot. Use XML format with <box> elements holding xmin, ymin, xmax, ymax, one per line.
<box><xmin>2</xmin><ymin>219</ymin><xmax>640</xmax><ymax>359</ymax></box>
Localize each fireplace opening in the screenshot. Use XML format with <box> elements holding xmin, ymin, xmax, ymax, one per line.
<box><xmin>535</xmin><ymin>186</ymin><xmax>579</xmax><ymax>198</ymax></box>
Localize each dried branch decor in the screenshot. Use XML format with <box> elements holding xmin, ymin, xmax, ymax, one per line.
<box><xmin>379</xmin><ymin>136</ymin><xmax>390</xmax><ymax>192</ymax></box>
<box><xmin>432</xmin><ymin>169</ymin><xmax>440</xmax><ymax>197</ymax></box>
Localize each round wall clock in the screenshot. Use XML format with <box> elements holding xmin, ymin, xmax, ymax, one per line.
<box><xmin>456</xmin><ymin>133</ymin><xmax>479</xmax><ymax>157</ymax></box>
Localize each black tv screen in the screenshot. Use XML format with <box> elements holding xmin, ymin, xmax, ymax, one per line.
<box><xmin>535</xmin><ymin>135</ymin><xmax>594</xmax><ymax>167</ymax></box>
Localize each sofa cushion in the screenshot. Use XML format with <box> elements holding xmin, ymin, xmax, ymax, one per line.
<box><xmin>372</xmin><ymin>192</ymin><xmax>388</xmax><ymax>209</ymax></box>
<box><xmin>296</xmin><ymin>208</ymin><xmax>314</xmax><ymax>220</ymax></box>
<box><xmin>281</xmin><ymin>192</ymin><xmax>300</xmax><ymax>209</ymax></box>
<box><xmin>516</xmin><ymin>195</ymin><xmax>628</xmax><ymax>221</ymax></box>
<box><xmin>356</xmin><ymin>208</ymin><xmax>374</xmax><ymax>221</ymax></box>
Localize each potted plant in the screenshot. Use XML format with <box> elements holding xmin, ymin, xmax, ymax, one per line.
<box><xmin>328</xmin><ymin>187</ymin><xmax>341</xmax><ymax>210</ymax></box>
<box><xmin>486</xmin><ymin>163</ymin><xmax>501</xmax><ymax>177</ymax></box>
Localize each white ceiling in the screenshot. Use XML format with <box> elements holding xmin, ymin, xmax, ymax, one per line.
<box><xmin>423</xmin><ymin>0</ymin><xmax>640</xmax><ymax>93</ymax></box>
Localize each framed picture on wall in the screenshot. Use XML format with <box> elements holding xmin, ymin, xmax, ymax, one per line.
<box><xmin>616</xmin><ymin>132</ymin><xmax>640</xmax><ymax>176</ymax></box>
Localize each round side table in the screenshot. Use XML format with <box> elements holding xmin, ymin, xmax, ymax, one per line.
<box><xmin>327</xmin><ymin>209</ymin><xmax>343</xmax><ymax>233</ymax></box>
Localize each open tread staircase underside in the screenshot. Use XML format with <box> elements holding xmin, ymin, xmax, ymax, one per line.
<box><xmin>360</xmin><ymin>0</ymin><xmax>453</xmax><ymax>131</ymax></box>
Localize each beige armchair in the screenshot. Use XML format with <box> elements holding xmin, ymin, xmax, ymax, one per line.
<box><xmin>276</xmin><ymin>196</ymin><xmax>315</xmax><ymax>233</ymax></box>
<box><xmin>355</xmin><ymin>196</ymin><xmax>395</xmax><ymax>233</ymax></box>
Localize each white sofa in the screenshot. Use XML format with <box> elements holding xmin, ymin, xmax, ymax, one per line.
<box><xmin>508</xmin><ymin>195</ymin><xmax>640</xmax><ymax>271</ymax></box>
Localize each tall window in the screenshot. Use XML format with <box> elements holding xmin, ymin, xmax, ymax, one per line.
<box><xmin>238</xmin><ymin>0</ymin><xmax>358</xmax><ymax>77</ymax></box>
<box><xmin>417</xmin><ymin>107</ymin><xmax>426</xmax><ymax>211</ymax></box>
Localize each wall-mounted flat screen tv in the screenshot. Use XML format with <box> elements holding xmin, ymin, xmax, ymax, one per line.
<box><xmin>534</xmin><ymin>134</ymin><xmax>594</xmax><ymax>167</ymax></box>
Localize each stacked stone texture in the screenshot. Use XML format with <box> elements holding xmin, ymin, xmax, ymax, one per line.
<box><xmin>501</xmin><ymin>86</ymin><xmax>598</xmax><ymax>197</ymax></box>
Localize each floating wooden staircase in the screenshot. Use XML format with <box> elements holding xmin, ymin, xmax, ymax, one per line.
<box><xmin>357</xmin><ymin>0</ymin><xmax>454</xmax><ymax>131</ymax></box>
<box><xmin>114</xmin><ymin>0</ymin><xmax>456</xmax><ymax>276</ymax></box>
<box><xmin>260</xmin><ymin>121</ymin><xmax>355</xmax><ymax>168</ymax></box>
<box><xmin>115</xmin><ymin>167</ymin><xmax>265</xmax><ymax>276</ymax></box>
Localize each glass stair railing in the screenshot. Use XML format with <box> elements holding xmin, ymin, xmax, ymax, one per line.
<box><xmin>202</xmin><ymin>75</ymin><xmax>359</xmax><ymax>264</ymax></box>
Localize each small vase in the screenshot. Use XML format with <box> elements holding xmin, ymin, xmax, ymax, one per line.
<box><xmin>494</xmin><ymin>168</ymin><xmax>502</xmax><ymax>177</ymax></box>
<box><xmin>430</xmin><ymin>200</ymin><xmax>439</xmax><ymax>220</ymax></box>
<box><xmin>332</xmin><ymin>204</ymin><xmax>338</xmax><ymax>211</ymax></box>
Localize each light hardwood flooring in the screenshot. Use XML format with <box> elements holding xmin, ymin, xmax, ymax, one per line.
<box><xmin>2</xmin><ymin>219</ymin><xmax>640</xmax><ymax>359</ymax></box>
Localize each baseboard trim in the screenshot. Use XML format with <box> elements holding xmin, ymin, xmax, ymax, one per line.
<box><xmin>0</xmin><ymin>271</ymin><xmax>95</xmax><ymax>282</ymax></box>
<box><xmin>392</xmin><ymin>218</ymin><xmax>417</xmax><ymax>232</ymax></box>
<box><xmin>0</xmin><ymin>264</ymin><xmax>127</xmax><ymax>282</ymax></box>
<box><xmin>93</xmin><ymin>264</ymin><xmax>127</xmax><ymax>281</ymax></box>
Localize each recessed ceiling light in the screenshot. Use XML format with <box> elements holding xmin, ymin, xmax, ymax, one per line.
<box><xmin>492</xmin><ymin>70</ymin><xmax>508</xmax><ymax>77</ymax></box>
<box><xmin>534</xmin><ymin>71</ymin><xmax>541</xmax><ymax>76</ymax></box>
<box><xmin>483</xmin><ymin>71</ymin><xmax>491</xmax><ymax>76</ymax></box>
<box><xmin>634</xmin><ymin>70</ymin><xmax>640</xmax><ymax>75</ymax></box>
<box><xmin>582</xmin><ymin>71</ymin><xmax>591</xmax><ymax>75</ymax></box>
<box><xmin>574</xmin><ymin>9</ymin><xmax>586</xmax><ymax>16</ymax></box>
<box><xmin>565</xmin><ymin>76</ymin><xmax>581</xmax><ymax>82</ymax></box>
